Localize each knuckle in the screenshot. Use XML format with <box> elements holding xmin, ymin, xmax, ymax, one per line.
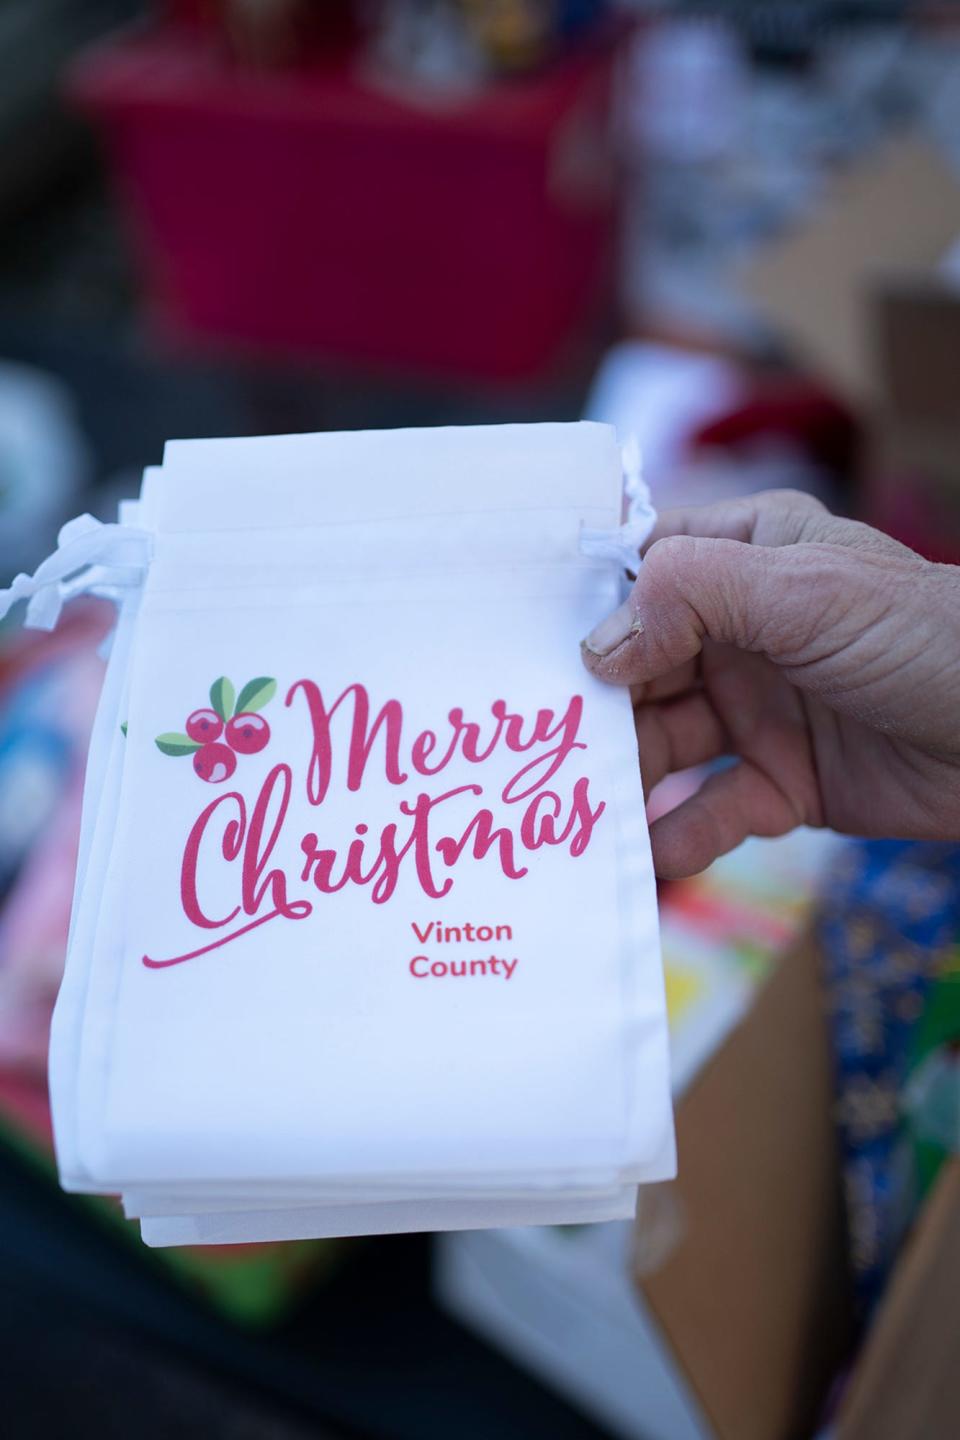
<box><xmin>761</xmin><ymin>487</ymin><xmax>826</xmax><ymax>513</ymax></box>
<box><xmin>763</xmin><ymin>544</ymin><xmax>872</xmax><ymax>659</ymax></box>
<box><xmin>644</xmin><ymin>534</ymin><xmax>742</xmax><ymax>643</ymax></box>
<box><xmin>639</xmin><ymin>535</ymin><xmax>712</xmax><ymax>662</ymax></box>
<box><xmin>644</xmin><ymin>533</ymin><xmax>700</xmax><ymax>583</ymax></box>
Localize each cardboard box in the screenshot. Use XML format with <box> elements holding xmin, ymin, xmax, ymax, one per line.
<box><xmin>863</xmin><ymin>279</ymin><xmax>960</xmax><ymax>557</ymax></box>
<box><xmin>871</xmin><ymin>280</ymin><xmax>960</xmax><ymax>430</ymax></box>
<box><xmin>742</xmin><ymin>138</ymin><xmax>960</xmax><ymax>409</ymax></box>
<box><xmin>438</xmin><ymin>933</ymin><xmax>853</xmax><ymax>1440</ymax></box>
<box><xmin>742</xmin><ymin>137</ymin><xmax>960</xmax><ymax>556</ymax></box>
<box><xmin>641</xmin><ymin>933</ymin><xmax>852</xmax><ymax>1440</ymax></box>
<box><xmin>837</xmin><ymin>1157</ymin><xmax>960</xmax><ymax>1440</ymax></box>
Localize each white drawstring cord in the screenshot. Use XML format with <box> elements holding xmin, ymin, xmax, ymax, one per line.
<box><xmin>0</xmin><ymin>514</ymin><xmax>152</xmax><ymax>632</ymax></box>
<box><xmin>579</xmin><ymin>436</ymin><xmax>656</xmax><ymax>573</ymax></box>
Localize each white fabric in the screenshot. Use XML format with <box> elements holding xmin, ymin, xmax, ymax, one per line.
<box><xmin>5</xmin><ymin>422</ymin><xmax>675</xmax><ymax>1244</ymax></box>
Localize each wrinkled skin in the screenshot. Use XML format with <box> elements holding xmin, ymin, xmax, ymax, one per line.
<box><xmin>581</xmin><ymin>490</ymin><xmax>960</xmax><ymax>879</ymax></box>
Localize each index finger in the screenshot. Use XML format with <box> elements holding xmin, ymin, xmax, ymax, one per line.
<box><xmin>643</xmin><ymin>490</ymin><xmax>829</xmax><ymax>553</ymax></box>
<box><xmin>644</xmin><ymin>489</ymin><xmax>910</xmax><ymax>559</ymax></box>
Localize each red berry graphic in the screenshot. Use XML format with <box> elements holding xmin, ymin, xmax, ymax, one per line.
<box><xmin>186</xmin><ymin>708</ymin><xmax>224</xmax><ymax>743</ymax></box>
<box><xmin>193</xmin><ymin>743</ymin><xmax>237</xmax><ymax>783</ymax></box>
<box><xmin>226</xmin><ymin>712</ymin><xmax>271</xmax><ymax>754</ymax></box>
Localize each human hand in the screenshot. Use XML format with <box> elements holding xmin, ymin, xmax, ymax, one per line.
<box><xmin>581</xmin><ymin>490</ymin><xmax>960</xmax><ymax>879</ymax></box>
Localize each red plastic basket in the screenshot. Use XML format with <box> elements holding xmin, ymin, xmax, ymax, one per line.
<box><xmin>70</xmin><ymin>27</ymin><xmax>620</xmax><ymax>381</ymax></box>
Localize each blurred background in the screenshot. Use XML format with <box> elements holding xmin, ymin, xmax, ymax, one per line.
<box><xmin>1</xmin><ymin>2</ymin><xmax>960</xmax><ymax>1437</ymax></box>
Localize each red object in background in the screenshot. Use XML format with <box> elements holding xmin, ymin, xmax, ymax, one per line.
<box><xmin>69</xmin><ymin>28</ymin><xmax>619</xmax><ymax>381</ymax></box>
<box><xmin>691</xmin><ymin>379</ymin><xmax>861</xmax><ymax>480</ymax></box>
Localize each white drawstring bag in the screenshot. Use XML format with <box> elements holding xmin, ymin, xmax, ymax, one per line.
<box><xmin>2</xmin><ymin>421</ymin><xmax>674</xmax><ymax>1244</ymax></box>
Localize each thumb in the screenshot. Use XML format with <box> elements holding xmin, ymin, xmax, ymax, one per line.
<box><xmin>581</xmin><ymin>534</ymin><xmax>817</xmax><ymax>686</ymax></box>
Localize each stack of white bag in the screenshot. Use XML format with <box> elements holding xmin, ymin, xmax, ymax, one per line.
<box><xmin>2</xmin><ymin>422</ymin><xmax>675</xmax><ymax>1245</ymax></box>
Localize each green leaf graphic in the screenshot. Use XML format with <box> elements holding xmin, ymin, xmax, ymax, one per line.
<box><xmin>235</xmin><ymin>677</ymin><xmax>277</xmax><ymax>714</ymax></box>
<box><xmin>210</xmin><ymin>676</ymin><xmax>235</xmax><ymax>722</ymax></box>
<box><xmin>155</xmin><ymin>732</ymin><xmax>201</xmax><ymax>756</ymax></box>
<box><xmin>120</xmin><ymin>721</ymin><xmax>128</xmax><ymax>737</ymax></box>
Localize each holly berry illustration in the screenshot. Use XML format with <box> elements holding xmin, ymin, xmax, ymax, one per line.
<box><xmin>193</xmin><ymin>742</ymin><xmax>237</xmax><ymax>783</ymax></box>
<box><xmin>186</xmin><ymin>708</ymin><xmax>224</xmax><ymax>743</ymax></box>
<box><xmin>155</xmin><ymin>674</ymin><xmax>277</xmax><ymax>782</ymax></box>
<box><xmin>226</xmin><ymin>712</ymin><xmax>270</xmax><ymax>754</ymax></box>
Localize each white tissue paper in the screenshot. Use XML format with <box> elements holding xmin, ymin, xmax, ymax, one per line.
<box><xmin>1</xmin><ymin>422</ymin><xmax>675</xmax><ymax>1244</ymax></box>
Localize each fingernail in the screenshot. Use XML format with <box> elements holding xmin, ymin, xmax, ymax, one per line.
<box><xmin>582</xmin><ymin>601</ymin><xmax>644</xmax><ymax>657</ymax></box>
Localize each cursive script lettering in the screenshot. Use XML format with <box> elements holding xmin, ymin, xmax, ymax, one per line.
<box><xmin>144</xmin><ymin>685</ymin><xmax>605</xmax><ymax>970</ymax></box>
